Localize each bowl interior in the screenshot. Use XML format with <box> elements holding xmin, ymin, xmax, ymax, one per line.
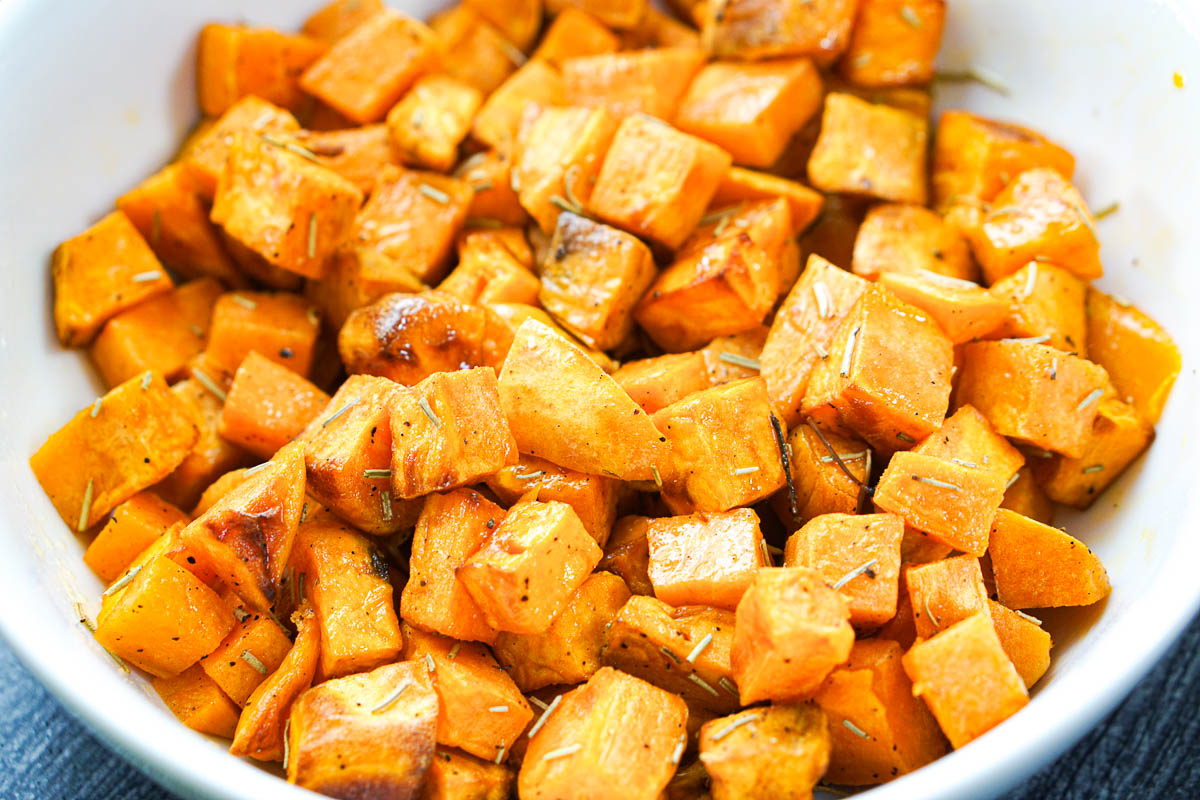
<box><xmin>0</xmin><ymin>2</ymin><xmax>1197</xmax><ymax>799</ymax></box>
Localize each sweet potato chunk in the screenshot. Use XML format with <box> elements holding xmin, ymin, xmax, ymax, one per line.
<box><xmin>180</xmin><ymin>442</ymin><xmax>306</xmax><ymax>610</ymax></box>
<box><xmin>533</xmin><ymin>9</ymin><xmax>621</xmax><ymax>68</ymax></box>
<box><xmin>1001</xmin><ymin>466</ymin><xmax>1055</xmax><ymax>526</ymax></box>
<box><xmin>293</xmin><ymin>520</ymin><xmax>403</xmax><ymax>678</ymax></box>
<box><xmin>218</xmin><ymin>352</ymin><xmax>330</xmax><ymax>459</ymax></box>
<box><xmin>653</xmin><ymin>378</ymin><xmax>787</xmax><ymax>514</ymax></box>
<box><xmin>812</xmin><ymin>638</ymin><xmax>946</xmax><ymax>785</ymax></box>
<box><xmin>563</xmin><ymin>48</ymin><xmax>705</xmax><ymax>122</ymax></box>
<box><xmin>84</xmin><ymin>491</ymin><xmax>187</xmax><ymax>583</ymax></box>
<box><xmin>31</xmin><ymin>372</ymin><xmax>199</xmax><ymax>531</ymax></box>
<box><xmin>904</xmin><ymin>555</ymin><xmax>990</xmax><ymax>640</ymax></box>
<box><xmin>699</xmin><ymin>326</ymin><xmax>769</xmax><ymax>386</ymax></box>
<box><xmin>287</xmin><ymin>124</ymin><xmax>401</xmax><ymax>195</ymax></box>
<box><xmin>731</xmin><ymin>567</ymin><xmax>854</xmax><ymax>704</ymax></box>
<box><xmin>851</xmin><ymin>203</ymin><xmax>976</xmax><ymax>282</ymax></box>
<box><xmin>155</xmin><ymin>377</ymin><xmax>252</xmax><ymax>511</ymax></box>
<box><xmin>387</xmin><ymin>74</ymin><xmax>483</xmax><ymax>173</ymax></box>
<box><xmin>956</xmin><ymin>340</ymin><xmax>1112</xmax><ymax>458</ymax></box>
<box><xmin>700</xmin><ymin>704</ymin><xmax>830</xmax><ymax>799</ymax></box>
<box><xmin>676</xmin><ymin>58</ymin><xmax>823</xmax><ymax>168</ymax></box>
<box><xmin>613</xmin><ymin>353</ymin><xmax>710</xmax><ymax>415</ymax></box>
<box><xmin>52</xmin><ymin>210</ymin><xmax>174</xmax><ymax>346</ymax></box>
<box><xmin>498</xmin><ymin>319</ymin><xmax>666</xmax><ymax>481</ymax></box>
<box><xmin>430</xmin><ymin>6</ymin><xmax>519</xmax><ymax>96</ymax></box>
<box><xmin>1085</xmin><ymin>289</ymin><xmax>1180</xmax><ymax>425</ymax></box>
<box><xmin>878</xmin><ymin>270</ymin><xmax>1007</xmax><ymax>344</ymax></box>
<box><xmin>912</xmin><ymin>403</ymin><xmax>1025</xmax><ymax>486</ymax></box>
<box><xmin>646</xmin><ymin>509</ymin><xmax>767</xmax><ymax>610</ymax></box>
<box><xmin>438</xmin><ymin>235</ymin><xmax>540</xmax><ymax>308</ymax></box>
<box><xmin>197</xmin><ymin>24</ymin><xmax>327</xmax><ymax>116</ymax></box>
<box><xmin>710</xmin><ymin>167</ymin><xmax>824</xmax><ymax>235</ymax></box>
<box><xmin>287</xmin><ymin>661</ymin><xmax>438</xmax><ymax>796</ymax></box>
<box><xmin>493</xmin><ymin>572</ymin><xmax>630</xmax><ymax>691</ymax></box>
<box><xmin>988</xmin><ymin>600</ymin><xmax>1052</xmax><ymax>689</ymax></box>
<box><xmin>472</xmin><ymin>60</ymin><xmax>565</xmax><ymax>151</ymax></box>
<box><xmin>839</xmin><ymin>0</ymin><xmax>944</xmax><ymax>87</ymax></box>
<box><xmin>485</xmin><ymin>455</ymin><xmax>620</xmax><ymax>545</ymax></box>
<box><xmin>602</xmin><ymin>595</ymin><xmax>739</xmax><ymax>712</ymax></box>
<box><xmin>784</xmin><ymin>513</ymin><xmax>903</xmax><ymax>630</ymax></box>
<box><xmin>773</xmin><ymin>425</ymin><xmax>870</xmax><ymax>527</ymax></box>
<box><xmin>303</xmin><ymin>0</ymin><xmax>384</xmax><ymax>43</ymax></box>
<box><xmin>459</xmin><ymin>500</ymin><xmax>603</xmax><ymax>634</ymax></box>
<box><xmin>703</xmin><ymin>0</ymin><xmax>857</xmax><ymax>63</ymax></box>
<box><xmin>988</xmin><ymin>509</ymin><xmax>1111</xmax><ymax>609</ymax></box>
<box><xmin>390</xmin><ymin>367</ymin><xmax>518</xmax><ymax>498</ymax></box>
<box><xmin>184</xmin><ymin>96</ymin><xmax>301</xmax><ymax>199</ymax></box>
<box><xmin>902</xmin><ymin>612</ymin><xmax>1029</xmax><ymax>748</ymax></box>
<box><xmin>200</xmin><ymin>612</ymin><xmax>293</xmax><ymax>705</ymax></box>
<box><xmin>421</xmin><ymin>749</ymin><xmax>514</xmax><ymax>800</ymax></box>
<box><xmin>599</xmin><ymin>516</ymin><xmax>655</xmax><ymax>596</ymax></box>
<box><xmin>588</xmin><ymin>115</ymin><xmax>732</xmax><ymax>250</ymax></box>
<box><xmin>518</xmin><ymin>667</ymin><xmax>688</xmax><ymax>800</ymax></box>
<box><xmin>153</xmin><ymin>665</ymin><xmax>241</xmax><ymax>738</ymax></box>
<box><xmin>986</xmin><ymin>261</ymin><xmax>1088</xmax><ymax>354</ymax></box>
<box><xmin>808</xmin><ymin>93</ymin><xmax>928</xmax><ymax>204</ymax></box>
<box><xmin>206</xmin><ymin>291</ymin><xmax>322</xmax><ymax>377</ymax></box>
<box><xmin>231</xmin><ymin>606</ymin><xmax>320</xmax><ymax>762</ymax></box>
<box><xmin>300</xmin><ymin>8</ymin><xmax>440</xmax><ymax>123</ymax></box>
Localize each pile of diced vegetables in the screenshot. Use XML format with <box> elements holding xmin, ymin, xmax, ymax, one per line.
<box><xmin>31</xmin><ymin>0</ymin><xmax>1181</xmax><ymax>796</ymax></box>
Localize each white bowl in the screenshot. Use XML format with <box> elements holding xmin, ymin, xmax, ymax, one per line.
<box><xmin>0</xmin><ymin>1</ymin><xmax>1197</xmax><ymax>798</ymax></box>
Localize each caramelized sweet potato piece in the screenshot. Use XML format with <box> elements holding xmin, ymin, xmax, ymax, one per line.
<box><xmin>987</xmin><ymin>261</ymin><xmax>1088</xmax><ymax>354</ymax></box>
<box><xmin>206</xmin><ymin>291</ymin><xmax>322</xmax><ymax>377</ymax></box>
<box><xmin>429</xmin><ymin>6</ymin><xmax>519</xmax><ymax>96</ymax></box>
<box><xmin>421</xmin><ymin>749</ymin><xmax>514</xmax><ymax>800</ymax></box>
<box><xmin>288</xmin><ymin>124</ymin><xmax>402</xmax><ymax>195</ymax></box>
<box><xmin>200</xmin><ymin>612</ymin><xmax>293</xmax><ymax>705</ymax></box>
<box><xmin>303</xmin><ymin>0</ymin><xmax>384</xmax><ymax>43</ymax></box>
<box><xmin>387</xmin><ymin>74</ymin><xmax>483</xmax><ymax>173</ymax></box>
<box><xmin>533</xmin><ymin>9</ymin><xmax>621</xmax><ymax>68</ymax></box>
<box><xmin>485</xmin><ymin>455</ymin><xmax>620</xmax><ymax>545</ymax></box>
<box><xmin>703</xmin><ymin>0</ymin><xmax>857</xmax><ymax>63</ymax></box>
<box><xmin>218</xmin><ymin>352</ymin><xmax>330</xmax><ymax>459</ymax></box>
<box><xmin>1085</xmin><ymin>289</ymin><xmax>1180</xmax><ymax>425</ymax></box>
<box><xmin>839</xmin><ymin>0</ymin><xmax>944</xmax><ymax>87</ymax></box>
<box><xmin>912</xmin><ymin>404</ymin><xmax>1025</xmax><ymax>487</ymax></box>
<box><xmin>155</xmin><ymin>378</ymin><xmax>253</xmax><ymax>511</ymax></box>
<box><xmin>772</xmin><ymin>425</ymin><xmax>870</xmax><ymax>527</ymax></box>
<box><xmin>545</xmin><ymin>0</ymin><xmax>647</xmax><ymax>29</ymax></box>
<box><xmin>184</xmin><ymin>96</ymin><xmax>301</xmax><ymax>199</ymax></box>
<box><xmin>563</xmin><ymin>48</ymin><xmax>705</xmax><ymax>121</ymax></box>
<box><xmin>599</xmin><ymin>516</ymin><xmax>655</xmax><ymax>596</ymax></box>
<box><xmin>472</xmin><ymin>60</ymin><xmax>565</xmax><ymax>151</ymax></box>
<box><xmin>851</xmin><ymin>203</ymin><xmax>976</xmax><ymax>282</ymax></box>
<box><xmin>988</xmin><ymin>600</ymin><xmax>1052</xmax><ymax>689</ymax></box>
<box><xmin>438</xmin><ymin>238</ymin><xmax>540</xmax><ymax>308</ymax></box>
<box><xmin>153</xmin><ymin>665</ymin><xmax>241</xmax><ymax>738</ymax></box>
<box><xmin>700</xmin><ymin>704</ymin><xmax>830</xmax><ymax>799</ymax></box>
<box><xmin>646</xmin><ymin>509</ymin><xmax>767</xmax><ymax>611</ymax></box>
<box><xmin>197</xmin><ymin>24</ymin><xmax>327</xmax><ymax>116</ymax></box>
<box><xmin>878</xmin><ymin>270</ymin><xmax>1007</xmax><ymax>344</ymax></box>
<box><xmin>710</xmin><ymin>167</ymin><xmax>824</xmax><ymax>235</ymax></box>
<box><xmin>1001</xmin><ymin>466</ymin><xmax>1055</xmax><ymax>526</ymax></box>
<box><xmin>988</xmin><ymin>509</ymin><xmax>1111</xmax><ymax>609</ymax></box>
<box><xmin>84</xmin><ymin>491</ymin><xmax>187</xmax><ymax>583</ymax></box>
<box><xmin>613</xmin><ymin>353</ymin><xmax>711</xmax><ymax>415</ymax></box>
<box><xmin>904</xmin><ymin>555</ymin><xmax>990</xmax><ymax>640</ymax></box>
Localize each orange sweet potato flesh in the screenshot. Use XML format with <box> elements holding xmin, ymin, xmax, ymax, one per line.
<box><xmin>988</xmin><ymin>509</ymin><xmax>1111</xmax><ymax>609</ymax></box>
<box><xmin>84</xmin><ymin>491</ymin><xmax>187</xmax><ymax>583</ymax></box>
<box><xmin>1085</xmin><ymin>289</ymin><xmax>1181</xmax><ymax>425</ymax></box>
<box><xmin>699</xmin><ymin>704</ymin><xmax>831</xmax><ymax>799</ymax></box>
<box><xmin>879</xmin><ymin>270</ymin><xmax>1007</xmax><ymax>344</ymax></box>
<box><xmin>1001</xmin><ymin>466</ymin><xmax>1056</xmax><ymax>526</ymax></box>
<box><xmin>472</xmin><ymin>60</ymin><xmax>565</xmax><ymax>152</ymax></box>
<box><xmin>518</xmin><ymin>667</ymin><xmax>688</xmax><ymax>800</ymax></box>
<box><xmin>731</xmin><ymin>567</ymin><xmax>854</xmax><ymax>704</ymax></box>
<box><xmin>813</xmin><ymin>638</ymin><xmax>947</xmax><ymax>785</ymax></box>
<box><xmin>599</xmin><ymin>516</ymin><xmax>655</xmax><ymax>596</ymax></box>
<box><xmin>292</xmin><ymin>520</ymin><xmax>403</xmax><ymax>679</ymax></box>
<box><xmin>197</xmin><ymin>24</ymin><xmax>327</xmax><ymax>116</ymax></box>
<box><xmin>231</xmin><ymin>606</ymin><xmax>320</xmax><ymax>762</ymax></box>
<box><xmin>905</xmin><ymin>555</ymin><xmax>990</xmax><ymax>640</ymax></box>
<box><xmin>703</xmin><ymin>0</ymin><xmax>857</xmax><ymax>63</ymax></box>
<box><xmin>179</xmin><ymin>442</ymin><xmax>305</xmax><ymax>611</ymax></box>
<box><xmin>839</xmin><ymin>0</ymin><xmax>944</xmax><ymax>87</ymax></box>
<box><xmin>987</xmin><ymin>262</ymin><xmax>1088</xmax><ymax>355</ymax></box>
<box><xmin>421</xmin><ymin>749</ymin><xmax>513</xmax><ymax>800</ymax></box>
<box><xmin>613</xmin><ymin>352</ymin><xmax>712</xmax><ymax>415</ymax></box>
<box><xmin>851</xmin><ymin>202</ymin><xmax>976</xmax><ymax>282</ymax></box>
<box><xmin>902</xmin><ymin>612</ymin><xmax>1029</xmax><ymax>749</ymax></box>
<box><xmin>646</xmin><ymin>508</ymin><xmax>767</xmax><ymax>611</ymax></box>
<box><xmin>303</xmin><ymin>0</ymin><xmax>384</xmax><ymax>42</ymax></box>
<box><xmin>153</xmin><ymin>664</ymin><xmax>242</xmax><ymax>739</ymax></box>
<box><xmin>218</xmin><ymin>351</ymin><xmax>330</xmax><ymax>459</ymax></box>
<box><xmin>287</xmin><ymin>661</ymin><xmax>438</xmax><ymax>797</ymax></box>
<box><xmin>402</xmin><ymin>489</ymin><xmax>506</xmax><ymax>645</ymax></box>
<box><xmin>485</xmin><ymin>455</ymin><xmax>620</xmax><ymax>546</ymax></box>
<box><xmin>913</xmin><ymin>403</ymin><xmax>1026</xmax><ymax>486</ymax></box>
<box><xmin>988</xmin><ymin>600</ymin><xmax>1052</xmax><ymax>689</ymax></box>
<box><xmin>205</xmin><ymin>291</ymin><xmax>322</xmax><ymax>377</ymax></box>
<box><xmin>403</xmin><ymin>626</ymin><xmax>534</xmax><ymax>760</ymax></box>
<box><xmin>562</xmin><ymin>47</ymin><xmax>706</xmax><ymax>122</ymax></box>
<box><xmin>498</xmin><ymin>319</ymin><xmax>667</xmax><ymax>481</ymax></box>
<box><xmin>201</xmin><ymin>611</ymin><xmax>294</xmax><ymax>706</ymax></box>
<box><xmin>288</xmin><ymin>124</ymin><xmax>401</xmax><ymax>195</ymax></box>
<box><xmin>772</xmin><ymin>425</ymin><xmax>869</xmax><ymax>529</ymax></box>
<box><xmin>533</xmin><ymin>8</ymin><xmax>621</xmax><ymax>68</ymax></box>
<box><xmin>183</xmin><ymin>96</ymin><xmax>300</xmax><ymax>199</ymax></box>
<box><xmin>31</xmin><ymin>371</ymin><xmax>200</xmax><ymax>531</ymax></box>
<box><xmin>710</xmin><ymin>167</ymin><xmax>824</xmax><ymax>235</ymax></box>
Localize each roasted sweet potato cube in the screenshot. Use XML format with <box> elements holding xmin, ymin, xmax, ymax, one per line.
<box><xmin>902</xmin><ymin>612</ymin><xmax>1029</xmax><ymax>748</ymax></box>
<box><xmin>457</xmin><ymin>150</ymin><xmax>527</xmax><ymax>226</ymax></box>
<box><xmin>156</xmin><ymin>378</ymin><xmax>252</xmax><ymax>511</ymax></box>
<box><xmin>387</xmin><ymin>74</ymin><xmax>483</xmax><ymax>173</ymax></box>
<box><xmin>732</xmin><ymin>567</ymin><xmax>853</xmax><ymax>704</ymax></box>
<box><xmin>808</xmin><ymin>93</ymin><xmax>927</xmax><ymax>204</ymax></box>
<box><xmin>31</xmin><ymin>372</ymin><xmax>199</xmax><ymax>531</ymax></box>
<box><xmin>89</xmin><ymin>278</ymin><xmax>222</xmax><ymax>387</ymax></box>
<box><xmin>599</xmin><ymin>516</ymin><xmax>654</xmax><ymax>596</ymax></box>
<box><xmin>588</xmin><ymin>115</ymin><xmax>732</xmax><ymax>250</ymax></box>
<box><xmin>459</xmin><ymin>500</ymin><xmax>603</xmax><ymax>634</ymax></box>
<box><xmin>438</xmin><ymin>243</ymin><xmax>540</xmax><ymax>307</ymax></box>
<box><xmin>1085</xmin><ymin>289</ymin><xmax>1180</xmax><ymax>425</ymax></box>
<box><xmin>904</xmin><ymin>555</ymin><xmax>990</xmax><ymax>640</ymax></box>
<box><xmin>217</xmin><ymin>230</ymin><xmax>304</xmax><ymax>290</ymax></box>
<box><xmin>403</xmin><ymin>627</ymin><xmax>534</xmax><ymax>760</ymax></box>
<box><xmin>421</xmin><ymin>749</ymin><xmax>514</xmax><ymax>800</ymax></box>
<box><xmin>116</xmin><ymin>163</ymin><xmax>245</xmax><ymax>286</ymax></box>
<box><xmin>303</xmin><ymin>0</ymin><xmax>384</xmax><ymax>43</ymax></box>
<box><xmin>703</xmin><ymin>0</ymin><xmax>856</xmax><ymax>63</ymax></box>
<box><xmin>1031</xmin><ymin>398</ymin><xmax>1153</xmax><ymax>509</ymax></box>
<box><xmin>490</xmin><ymin>301</ymin><xmax>618</xmax><ymax>371</ymax></box>
<box><xmin>519</xmin><ymin>667</ymin><xmax>688</xmax><ymax>800</ymax></box>
<box><xmin>460</xmin><ymin>0</ymin><xmax>541</xmax><ymax>51</ymax></box>
<box><xmin>390</xmin><ymin>367</ymin><xmax>518</xmax><ymax>498</ymax></box>
<box><xmin>803</xmin><ymin>288</ymin><xmax>954</xmax><ymax>452</ymax></box>
<box><xmin>231</xmin><ymin>606</ymin><xmax>320</xmax><ymax>761</ymax></box>
<box><xmin>545</xmin><ymin>0</ymin><xmax>647</xmax><ymax>29</ymax></box>
<box><xmin>206</xmin><ymin>291</ymin><xmax>321</xmax><ymax>377</ymax></box>
<box><xmin>699</xmin><ymin>326</ymin><xmax>769</xmax><ymax>386</ymax></box>
<box><xmin>287</xmin><ymin>124</ymin><xmax>402</xmax><ymax>195</ymax></box>
<box><xmin>179</xmin><ymin>442</ymin><xmax>306</xmax><ymax>610</ymax></box>
<box><xmin>95</xmin><ymin>551</ymin><xmax>236</xmax><ymax>678</ymax></box>
<box><xmin>676</xmin><ymin>58</ymin><xmax>823</xmax><ymax>168</ymax></box>
<box><xmin>878</xmin><ymin>270</ymin><xmax>1006</xmax><ymax>344</ymax></box>
<box><xmin>185</xmin><ymin>97</ymin><xmax>301</xmax><ymax>199</ymax></box>
<box><xmin>988</xmin><ymin>600</ymin><xmax>1052</xmax><ymax>689</ymax></box>
<box><xmin>851</xmin><ymin>203</ymin><xmax>976</xmax><ymax>282</ymax></box>
<box><xmin>458</xmin><ymin>226</ymin><xmax>534</xmax><ymax>269</ymax></box>
<box><xmin>620</xmin><ymin>5</ymin><xmax>701</xmax><ymax>48</ymax></box>
<box><xmin>986</xmin><ymin>262</ymin><xmax>1088</xmax><ymax>354</ymax></box>
<box><xmin>218</xmin><ymin>351</ymin><xmax>330</xmax><ymax>459</ymax></box>
<box><xmin>646</xmin><ymin>509</ymin><xmax>767</xmax><ymax>611</ymax></box>
<box><xmin>189</xmin><ymin>467</ymin><xmax>249</xmax><ymax>518</ymax></box>
<box><xmin>784</xmin><ymin>513</ymin><xmax>903</xmax><ymax>630</ymax></box>
<box><xmin>772</xmin><ymin>425</ymin><xmax>869</xmax><ymax>528</ymax></box>
<box><xmin>300</xmin><ymin>8</ymin><xmax>440</xmax><ymax>123</ymax></box>
<box><xmin>562</xmin><ymin>48</ymin><xmax>705</xmax><ymax>122</ymax></box>
<box><xmin>839</xmin><ymin>0</ymin><xmax>944</xmax><ymax>87</ymax></box>
<box><xmin>429</xmin><ymin>6</ymin><xmax>519</xmax><ymax>96</ymax></box>
<box><xmin>84</xmin><ymin>491</ymin><xmax>186</xmax><ymax>583</ymax></box>
<box><xmin>653</xmin><ymin>378</ymin><xmax>787</xmax><ymax>514</ymax></box>
<box><xmin>988</xmin><ymin>509</ymin><xmax>1111</xmax><ymax>609</ymax></box>
<box><xmin>287</xmin><ymin>661</ymin><xmax>438</xmax><ymax>795</ymax></box>
<box><xmin>200</xmin><ymin>613</ymin><xmax>293</xmax><ymax>705</ymax></box>
<box><xmin>153</xmin><ymin>665</ymin><xmax>241</xmax><ymax>738</ymax></box>
<box><xmin>472</xmin><ymin>60</ymin><xmax>565</xmax><ymax>151</ymax></box>
<box><xmin>1001</xmin><ymin>466</ymin><xmax>1055</xmax><ymax>525</ymax></box>
<box><xmin>485</xmin><ymin>455</ymin><xmax>620</xmax><ymax>545</ymax></box>
<box><xmin>197</xmin><ymin>24</ymin><xmax>327</xmax><ymax>116</ymax></box>
<box><xmin>874</xmin><ymin>452</ymin><xmax>1005</xmax><ymax>557</ymax></box>
<box><xmin>51</xmin><ymin>210</ymin><xmax>173</xmax><ymax>346</ymax></box>
<box><xmin>956</xmin><ymin>340</ymin><xmax>1113</xmax><ymax>458</ymax></box>
<box><xmin>913</xmin><ymin>404</ymin><xmax>1025</xmax><ymax>486</ymax></box>
<box><xmin>760</xmin><ymin>255</ymin><xmax>870</xmax><ymax>426</ymax></box>
<box><xmin>493</xmin><ymin>572</ymin><xmax>630</xmax><ymax>691</ymax></box>
<box><xmin>498</xmin><ymin>319</ymin><xmax>667</xmax><ymax>481</ymax></box>
<box><xmin>711</xmin><ymin>167</ymin><xmax>824</xmax><ymax>235</ymax></box>
<box><xmin>533</xmin><ymin>8</ymin><xmax>621</xmax><ymax>68</ymax></box>
<box><xmin>967</xmin><ymin>168</ymin><xmax>1101</xmax><ymax>283</ymax></box>
<box><xmin>932</xmin><ymin>110</ymin><xmax>1075</xmax><ymax>211</ymax></box>
<box><xmin>699</xmin><ymin>705</ymin><xmax>829</xmax><ymax>798</ymax></box>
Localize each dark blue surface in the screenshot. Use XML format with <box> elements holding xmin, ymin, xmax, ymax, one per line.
<box><xmin>2</xmin><ymin>614</ymin><xmax>1199</xmax><ymax>799</ymax></box>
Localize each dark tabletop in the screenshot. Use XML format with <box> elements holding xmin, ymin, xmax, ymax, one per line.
<box><xmin>3</xmin><ymin>613</ymin><xmax>1199</xmax><ymax>799</ymax></box>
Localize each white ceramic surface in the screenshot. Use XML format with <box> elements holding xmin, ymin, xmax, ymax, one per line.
<box><xmin>0</xmin><ymin>1</ymin><xmax>1197</xmax><ymax>798</ymax></box>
